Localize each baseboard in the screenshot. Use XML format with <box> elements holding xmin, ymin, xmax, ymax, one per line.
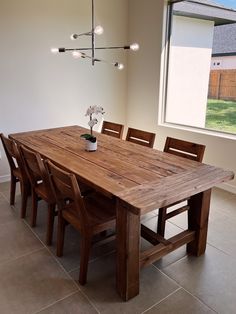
<box><xmin>217</xmin><ymin>182</ymin><xmax>236</xmax><ymax>195</ymax></box>
<box><xmin>0</xmin><ymin>174</ymin><xmax>10</xmax><ymax>183</ymax></box>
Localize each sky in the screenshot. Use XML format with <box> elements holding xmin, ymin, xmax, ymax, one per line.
<box><xmin>214</xmin><ymin>0</ymin><xmax>236</xmax><ymax>9</ymax></box>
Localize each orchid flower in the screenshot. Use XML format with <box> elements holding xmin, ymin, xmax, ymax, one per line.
<box><xmin>88</xmin><ymin>118</ymin><xmax>98</xmax><ymax>128</ymax></box>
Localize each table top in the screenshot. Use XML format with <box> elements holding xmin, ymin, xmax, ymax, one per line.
<box><xmin>10</xmin><ymin>125</ymin><xmax>234</xmax><ymax>215</ymax></box>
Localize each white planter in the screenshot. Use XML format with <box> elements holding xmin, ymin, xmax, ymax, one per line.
<box><xmin>85</xmin><ymin>139</ymin><xmax>97</xmax><ymax>152</ymax></box>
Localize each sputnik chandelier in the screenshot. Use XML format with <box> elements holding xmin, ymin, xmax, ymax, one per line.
<box><xmin>51</xmin><ymin>0</ymin><xmax>139</xmax><ymax>70</ymax></box>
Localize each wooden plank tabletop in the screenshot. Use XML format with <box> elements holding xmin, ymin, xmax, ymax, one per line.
<box><xmin>10</xmin><ymin>125</ymin><xmax>234</xmax><ymax>213</ymax></box>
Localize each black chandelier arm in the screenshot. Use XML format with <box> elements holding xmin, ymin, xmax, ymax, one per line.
<box><xmin>92</xmin><ymin>0</ymin><xmax>95</xmax><ymax>65</ymax></box>
<box><xmin>58</xmin><ymin>46</ymin><xmax>132</xmax><ymax>53</ymax></box>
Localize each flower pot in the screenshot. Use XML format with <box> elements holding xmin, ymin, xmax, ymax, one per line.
<box><xmin>85</xmin><ymin>139</ymin><xmax>97</xmax><ymax>152</ymax></box>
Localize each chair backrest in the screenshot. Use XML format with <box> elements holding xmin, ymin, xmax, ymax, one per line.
<box><xmin>126</xmin><ymin>128</ymin><xmax>156</xmax><ymax>148</ymax></box>
<box><xmin>101</xmin><ymin>121</ymin><xmax>124</xmax><ymax>139</ymax></box>
<box><xmin>19</xmin><ymin>145</ymin><xmax>52</xmax><ymax>196</ymax></box>
<box><xmin>164</xmin><ymin>137</ymin><xmax>205</xmax><ymax>162</ymax></box>
<box><xmin>45</xmin><ymin>160</ymin><xmax>89</xmax><ymax>226</ymax></box>
<box><xmin>0</xmin><ymin>133</ymin><xmax>25</xmax><ymax>175</ymax></box>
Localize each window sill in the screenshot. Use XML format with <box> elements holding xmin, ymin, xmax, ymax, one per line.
<box><xmin>158</xmin><ymin>121</ymin><xmax>236</xmax><ymax>141</ymax></box>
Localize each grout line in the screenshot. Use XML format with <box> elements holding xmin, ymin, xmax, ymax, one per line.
<box><xmin>141</xmin><ymin>288</ymin><xmax>181</xmax><ymax>314</ymax></box>
<box><xmin>0</xmin><ymin>191</ymin><xmax>10</xmax><ymax>204</ymax></box>
<box><xmin>181</xmin><ymin>287</ymin><xmax>218</xmax><ymax>313</ymax></box>
<box><xmin>68</xmin><ymin>249</ymin><xmax>116</xmax><ymax>274</ymax></box>
<box><xmin>152</xmin><ymin>262</ymin><xmax>183</xmax><ymax>287</ymax></box>
<box><xmin>33</xmin><ymin>291</ymin><xmax>79</xmax><ymax>314</ymax></box>
<box><xmin>206</xmin><ymin>242</ymin><xmax>232</xmax><ymax>257</ymax></box>
<box><xmin>65</xmin><ymin>262</ymin><xmax>102</xmax><ymax>314</ymax></box>
<box><xmin>0</xmin><ymin>247</ymin><xmax>45</xmax><ymax>267</ymax></box>
<box><xmin>33</xmin><ymin>290</ymin><xmax>100</xmax><ymax>314</ymax></box>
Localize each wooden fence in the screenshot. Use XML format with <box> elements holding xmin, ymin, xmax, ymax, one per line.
<box><xmin>208</xmin><ymin>69</ymin><xmax>236</xmax><ymax>101</ymax></box>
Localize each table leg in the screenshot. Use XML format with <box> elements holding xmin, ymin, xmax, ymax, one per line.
<box><xmin>187</xmin><ymin>189</ymin><xmax>211</xmax><ymax>256</ymax></box>
<box><xmin>116</xmin><ymin>200</ymin><xmax>140</xmax><ymax>301</ymax></box>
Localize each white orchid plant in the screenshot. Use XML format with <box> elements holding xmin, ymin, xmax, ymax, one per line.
<box><xmin>80</xmin><ymin>105</ymin><xmax>105</xmax><ymax>142</ymax></box>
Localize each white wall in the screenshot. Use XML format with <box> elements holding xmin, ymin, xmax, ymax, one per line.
<box><xmin>166</xmin><ymin>16</ymin><xmax>214</xmax><ymax>128</ymax></box>
<box><xmin>0</xmin><ymin>0</ymin><xmax>128</xmax><ymax>181</ymax></box>
<box><xmin>211</xmin><ymin>56</ymin><xmax>236</xmax><ymax>69</ymax></box>
<box><xmin>127</xmin><ymin>0</ymin><xmax>236</xmax><ymax>192</ymax></box>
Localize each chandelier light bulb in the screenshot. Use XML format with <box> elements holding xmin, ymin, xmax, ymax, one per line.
<box><xmin>51</xmin><ymin>48</ymin><xmax>59</xmax><ymax>54</ymax></box>
<box><xmin>118</xmin><ymin>63</ymin><xmax>124</xmax><ymax>70</ymax></box>
<box><xmin>70</xmin><ymin>34</ymin><xmax>78</xmax><ymax>40</ymax></box>
<box><xmin>114</xmin><ymin>62</ymin><xmax>124</xmax><ymax>70</ymax></box>
<box><xmin>130</xmin><ymin>43</ymin><xmax>139</xmax><ymax>51</ymax></box>
<box><xmin>94</xmin><ymin>25</ymin><xmax>104</xmax><ymax>35</ymax></box>
<box><xmin>72</xmin><ymin>51</ymin><xmax>82</xmax><ymax>59</ymax></box>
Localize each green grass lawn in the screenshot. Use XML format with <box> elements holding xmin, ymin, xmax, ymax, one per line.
<box><xmin>206</xmin><ymin>99</ymin><xmax>236</xmax><ymax>133</ymax></box>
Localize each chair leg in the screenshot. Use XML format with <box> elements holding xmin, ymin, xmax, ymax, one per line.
<box><xmin>31</xmin><ymin>190</ymin><xmax>38</xmax><ymax>227</ymax></box>
<box><xmin>46</xmin><ymin>203</ymin><xmax>56</xmax><ymax>246</ymax></box>
<box><xmin>10</xmin><ymin>174</ymin><xmax>17</xmax><ymax>206</ymax></box>
<box><xmin>79</xmin><ymin>234</ymin><xmax>92</xmax><ymax>285</ymax></box>
<box><xmin>20</xmin><ymin>182</ymin><xmax>30</xmax><ymax>219</ymax></box>
<box><xmin>57</xmin><ymin>212</ymin><xmax>66</xmax><ymax>257</ymax></box>
<box><xmin>157</xmin><ymin>207</ymin><xmax>167</xmax><ymax>237</ymax></box>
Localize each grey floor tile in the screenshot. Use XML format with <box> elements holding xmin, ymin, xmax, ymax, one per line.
<box><xmin>208</xmin><ymin>216</ymin><xmax>236</xmax><ymax>257</ymax></box>
<box><xmin>162</xmin><ymin>244</ymin><xmax>236</xmax><ymax>314</ymax></box>
<box><xmin>141</xmin><ymin>210</ymin><xmax>158</xmax><ymax>222</ymax></box>
<box><xmin>70</xmin><ymin>253</ymin><xmax>179</xmax><ymax>314</ymax></box>
<box><xmin>0</xmin><ymin>181</ymin><xmax>20</xmax><ymax>200</ymax></box>
<box><xmin>145</xmin><ymin>288</ymin><xmax>215</xmax><ymax>314</ymax></box>
<box><xmin>38</xmin><ymin>291</ymin><xmax>98</xmax><ymax>314</ymax></box>
<box><xmin>0</xmin><ymin>248</ymin><xmax>77</xmax><ymax>314</ymax></box>
<box><xmin>0</xmin><ymin>198</ymin><xmax>18</xmax><ymax>225</ymax></box>
<box><xmin>0</xmin><ymin>220</ymin><xmax>43</xmax><ymax>265</ymax></box>
<box><xmin>0</xmin><ymin>192</ymin><xmax>4</xmax><ymax>200</ymax></box>
<box><xmin>0</xmin><ymin>181</ymin><xmax>11</xmax><ymax>192</ymax></box>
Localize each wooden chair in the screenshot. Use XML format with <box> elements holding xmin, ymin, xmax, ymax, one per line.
<box><xmin>101</xmin><ymin>121</ymin><xmax>124</xmax><ymax>139</ymax></box>
<box><xmin>0</xmin><ymin>133</ymin><xmax>30</xmax><ymax>218</ymax></box>
<box><xmin>19</xmin><ymin>145</ymin><xmax>56</xmax><ymax>245</ymax></box>
<box><xmin>126</xmin><ymin>128</ymin><xmax>156</xmax><ymax>148</ymax></box>
<box><xmin>157</xmin><ymin>137</ymin><xmax>205</xmax><ymax>236</ymax></box>
<box><xmin>45</xmin><ymin>160</ymin><xmax>116</xmax><ymax>285</ymax></box>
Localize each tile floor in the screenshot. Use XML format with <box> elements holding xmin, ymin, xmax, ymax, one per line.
<box><xmin>0</xmin><ymin>181</ymin><xmax>236</xmax><ymax>313</ymax></box>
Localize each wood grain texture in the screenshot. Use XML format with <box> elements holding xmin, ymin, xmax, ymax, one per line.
<box><xmin>9</xmin><ymin>125</ymin><xmax>235</xmax><ymax>301</ymax></box>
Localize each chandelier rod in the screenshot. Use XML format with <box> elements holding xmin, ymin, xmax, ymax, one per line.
<box><xmin>92</xmin><ymin>0</ymin><xmax>95</xmax><ymax>65</ymax></box>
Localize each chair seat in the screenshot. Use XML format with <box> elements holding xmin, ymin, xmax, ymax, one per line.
<box><xmin>35</xmin><ymin>181</ymin><xmax>54</xmax><ymax>204</ymax></box>
<box><xmin>62</xmin><ymin>193</ymin><xmax>116</xmax><ymax>233</ymax></box>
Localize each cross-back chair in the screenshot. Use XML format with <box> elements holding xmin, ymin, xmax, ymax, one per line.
<box><xmin>45</xmin><ymin>159</ymin><xmax>116</xmax><ymax>285</ymax></box>
<box><xmin>0</xmin><ymin>133</ymin><xmax>30</xmax><ymax>218</ymax></box>
<box><xmin>126</xmin><ymin>127</ymin><xmax>156</xmax><ymax>148</ymax></box>
<box><xmin>101</xmin><ymin>121</ymin><xmax>124</xmax><ymax>139</ymax></box>
<box><xmin>157</xmin><ymin>137</ymin><xmax>205</xmax><ymax>236</ymax></box>
<box><xmin>19</xmin><ymin>145</ymin><xmax>56</xmax><ymax>245</ymax></box>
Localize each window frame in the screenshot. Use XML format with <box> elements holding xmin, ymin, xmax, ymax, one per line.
<box><xmin>158</xmin><ymin>1</ymin><xmax>236</xmax><ymax>141</ymax></box>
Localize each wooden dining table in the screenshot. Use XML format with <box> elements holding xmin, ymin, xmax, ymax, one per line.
<box><xmin>10</xmin><ymin>125</ymin><xmax>234</xmax><ymax>301</ymax></box>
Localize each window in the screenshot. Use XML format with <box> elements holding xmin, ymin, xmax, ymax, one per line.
<box><xmin>163</xmin><ymin>1</ymin><xmax>236</xmax><ymax>135</ymax></box>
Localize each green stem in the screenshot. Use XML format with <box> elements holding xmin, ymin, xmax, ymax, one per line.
<box><xmin>90</xmin><ymin>114</ymin><xmax>93</xmax><ymax>136</ymax></box>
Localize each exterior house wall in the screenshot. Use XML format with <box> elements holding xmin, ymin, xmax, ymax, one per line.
<box><xmin>211</xmin><ymin>55</ymin><xmax>236</xmax><ymax>70</ymax></box>
<box><xmin>127</xmin><ymin>0</ymin><xmax>236</xmax><ymax>192</ymax></box>
<box><xmin>0</xmin><ymin>0</ymin><xmax>128</xmax><ymax>181</ymax></box>
<box><xmin>165</xmin><ymin>16</ymin><xmax>214</xmax><ymax>128</ymax></box>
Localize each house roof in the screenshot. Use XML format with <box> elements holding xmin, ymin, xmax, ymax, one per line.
<box><xmin>212</xmin><ymin>23</ymin><xmax>236</xmax><ymax>56</ymax></box>
<box><xmin>174</xmin><ymin>0</ymin><xmax>236</xmax><ymax>26</ymax></box>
